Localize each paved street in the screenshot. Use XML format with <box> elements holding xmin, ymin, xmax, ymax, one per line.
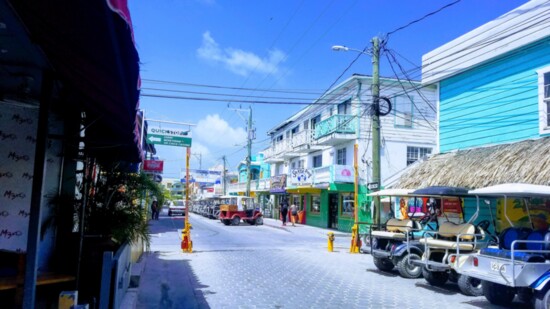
<box><xmin>135</xmin><ymin>211</ymin><xmax>526</xmax><ymax>309</ymax></box>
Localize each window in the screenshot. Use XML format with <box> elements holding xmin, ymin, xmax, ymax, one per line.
<box><xmin>298</xmin><ymin>159</ymin><xmax>305</xmax><ymax>169</ymax></box>
<box><xmin>313</xmin><ymin>154</ymin><xmax>322</xmax><ymax>168</ymax></box>
<box><xmin>407</xmin><ymin>146</ymin><xmax>432</xmax><ymax>165</ymax></box>
<box><xmin>276</xmin><ymin>135</ymin><xmax>283</xmax><ymax>142</ymax></box>
<box><xmin>341</xmin><ymin>194</ymin><xmax>354</xmax><ymax>216</ymax></box>
<box><xmin>291</xmin><ymin>162</ymin><xmax>296</xmax><ymax>170</ymax></box>
<box><xmin>394</xmin><ymin>95</ymin><xmax>413</xmax><ymax>127</ymax></box>
<box><xmin>311</xmin><ymin>115</ymin><xmax>321</xmax><ymax>129</ymax></box>
<box><xmin>291</xmin><ymin>126</ymin><xmax>299</xmax><ymax>135</ymax></box>
<box><xmin>336</xmin><ymin>147</ymin><xmax>346</xmax><ymax>165</ymax></box>
<box><xmin>303</xmin><ymin>120</ymin><xmax>309</xmax><ymax>130</ymax></box>
<box><xmin>538</xmin><ymin>68</ymin><xmax>550</xmax><ymax>133</ymax></box>
<box><xmin>338</xmin><ymin>99</ymin><xmax>351</xmax><ymax>115</ymax></box>
<box><xmin>310</xmin><ymin>195</ymin><xmax>321</xmax><ymax>213</ymax></box>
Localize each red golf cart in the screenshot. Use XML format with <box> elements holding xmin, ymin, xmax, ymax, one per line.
<box><xmin>219</xmin><ymin>196</ymin><xmax>263</xmax><ymax>226</ymax></box>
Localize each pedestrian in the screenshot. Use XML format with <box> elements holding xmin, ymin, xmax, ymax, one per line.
<box><xmin>290</xmin><ymin>203</ymin><xmax>297</xmax><ymax>226</ymax></box>
<box><xmin>151</xmin><ymin>200</ymin><xmax>159</xmax><ymax>220</ymax></box>
<box><xmin>280</xmin><ymin>199</ymin><xmax>289</xmax><ymax>226</ymax></box>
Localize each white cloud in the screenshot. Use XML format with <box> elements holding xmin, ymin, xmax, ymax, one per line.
<box><xmin>197</xmin><ymin>31</ymin><xmax>286</xmax><ymax>76</ymax></box>
<box><xmin>194</xmin><ymin>114</ymin><xmax>247</xmax><ymax>148</ymax></box>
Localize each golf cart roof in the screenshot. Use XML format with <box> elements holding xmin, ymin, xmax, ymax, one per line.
<box><xmin>469</xmin><ymin>183</ymin><xmax>550</xmax><ymax>197</ymax></box>
<box><xmin>412</xmin><ymin>186</ymin><xmax>470</xmax><ymax>196</ymax></box>
<box><xmin>367</xmin><ymin>189</ymin><xmax>414</xmax><ymax>197</ymax></box>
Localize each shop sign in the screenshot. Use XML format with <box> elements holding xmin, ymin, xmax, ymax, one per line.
<box><xmin>289</xmin><ymin>168</ymin><xmax>313</xmax><ymax>186</ymax></box>
<box><xmin>143</xmin><ymin>160</ymin><xmax>164</xmax><ymax>173</ymax></box>
<box><xmin>333</xmin><ymin>165</ymin><xmax>354</xmax><ymax>183</ymax></box>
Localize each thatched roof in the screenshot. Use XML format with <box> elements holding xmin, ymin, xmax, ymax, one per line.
<box><xmin>394</xmin><ymin>138</ymin><xmax>550</xmax><ymax>189</ymax></box>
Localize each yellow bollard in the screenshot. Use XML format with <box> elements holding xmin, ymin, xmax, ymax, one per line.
<box><xmin>327</xmin><ymin>232</ymin><xmax>335</xmax><ymax>252</ymax></box>
<box><xmin>181</xmin><ymin>222</ymin><xmax>193</xmax><ymax>253</ymax></box>
<box><xmin>349</xmin><ymin>225</ymin><xmax>360</xmax><ymax>253</ymax></box>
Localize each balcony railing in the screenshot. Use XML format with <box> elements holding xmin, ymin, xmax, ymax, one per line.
<box><xmin>314</xmin><ymin>114</ymin><xmax>356</xmax><ymax>139</ymax></box>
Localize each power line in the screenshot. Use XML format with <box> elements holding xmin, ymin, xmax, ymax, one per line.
<box><xmin>386</xmin><ymin>0</ymin><xmax>462</xmax><ymax>37</ymax></box>
<box><xmin>141</xmin><ymin>78</ymin><xmax>325</xmax><ymax>95</ymax></box>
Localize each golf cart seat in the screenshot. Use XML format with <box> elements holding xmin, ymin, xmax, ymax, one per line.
<box><xmin>419</xmin><ymin>222</ymin><xmax>476</xmax><ymax>251</ymax></box>
<box><xmin>371</xmin><ymin>218</ymin><xmax>417</xmax><ymax>239</ymax></box>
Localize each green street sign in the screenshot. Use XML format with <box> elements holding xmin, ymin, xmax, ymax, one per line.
<box><xmin>147</xmin><ymin>134</ymin><xmax>192</xmax><ymax>147</ymax></box>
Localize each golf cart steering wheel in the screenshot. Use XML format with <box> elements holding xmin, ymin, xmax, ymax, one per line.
<box><xmin>476</xmin><ymin>220</ymin><xmax>491</xmax><ymax>232</ymax></box>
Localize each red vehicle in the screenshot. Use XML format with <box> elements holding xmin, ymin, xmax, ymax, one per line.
<box><xmin>219</xmin><ymin>196</ymin><xmax>263</xmax><ymax>226</ymax></box>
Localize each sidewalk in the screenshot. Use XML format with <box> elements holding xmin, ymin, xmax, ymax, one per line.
<box><xmin>121</xmin><ymin>216</ymin><xmax>354</xmax><ymax>308</ymax></box>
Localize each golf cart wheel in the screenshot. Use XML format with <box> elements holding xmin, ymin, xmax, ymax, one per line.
<box><xmin>222</xmin><ymin>219</ymin><xmax>231</xmax><ymax>226</ymax></box>
<box><xmin>231</xmin><ymin>217</ymin><xmax>240</xmax><ymax>226</ymax></box>
<box><xmin>457</xmin><ymin>275</ymin><xmax>483</xmax><ymax>296</ymax></box>
<box><xmin>422</xmin><ymin>267</ymin><xmax>448</xmax><ymax>286</ymax></box>
<box><xmin>534</xmin><ymin>286</ymin><xmax>550</xmax><ymax>309</ymax></box>
<box><xmin>168</xmin><ymin>211</ymin><xmax>172</xmax><ymax>217</ymax></box>
<box><xmin>373</xmin><ymin>257</ymin><xmax>394</xmax><ymax>271</ymax></box>
<box><xmin>255</xmin><ymin>217</ymin><xmax>263</xmax><ymax>225</ymax></box>
<box><xmin>483</xmin><ymin>281</ymin><xmax>515</xmax><ymax>306</ymax></box>
<box><xmin>396</xmin><ymin>253</ymin><xmax>422</xmax><ymax>279</ymax></box>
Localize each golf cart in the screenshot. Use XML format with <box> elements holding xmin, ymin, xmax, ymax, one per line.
<box><xmin>455</xmin><ymin>183</ymin><xmax>550</xmax><ymax>307</ymax></box>
<box><xmin>366</xmin><ymin>189</ymin><xmax>439</xmax><ymax>279</ymax></box>
<box><xmin>411</xmin><ymin>186</ymin><xmax>494</xmax><ymax>296</ymax></box>
<box><xmin>219</xmin><ymin>195</ymin><xmax>263</xmax><ymax>226</ymax></box>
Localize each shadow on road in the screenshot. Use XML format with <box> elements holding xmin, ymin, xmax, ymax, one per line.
<box><xmin>365</xmin><ymin>268</ymin><xmax>399</xmax><ymax>278</ymax></box>
<box><xmin>137</xmin><ymin>251</ymin><xmax>211</xmax><ymax>309</ymax></box>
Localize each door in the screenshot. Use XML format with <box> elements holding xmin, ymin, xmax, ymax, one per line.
<box><xmin>328</xmin><ymin>193</ymin><xmax>339</xmax><ymax>229</ymax></box>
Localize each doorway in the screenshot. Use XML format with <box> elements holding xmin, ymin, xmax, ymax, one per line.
<box><xmin>328</xmin><ymin>193</ymin><xmax>339</xmax><ymax>229</ymax></box>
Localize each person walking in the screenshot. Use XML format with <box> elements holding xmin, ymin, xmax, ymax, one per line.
<box><xmin>290</xmin><ymin>203</ymin><xmax>297</xmax><ymax>226</ymax></box>
<box><xmin>280</xmin><ymin>199</ymin><xmax>289</xmax><ymax>226</ymax></box>
<box><xmin>151</xmin><ymin>200</ymin><xmax>159</xmax><ymax>220</ymax></box>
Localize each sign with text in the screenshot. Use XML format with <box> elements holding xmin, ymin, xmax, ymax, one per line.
<box><xmin>143</xmin><ymin>160</ymin><xmax>164</xmax><ymax>173</ymax></box>
<box><xmin>146</xmin><ymin>127</ymin><xmax>192</xmax><ymax>147</ymax></box>
<box><xmin>289</xmin><ymin>168</ymin><xmax>313</xmax><ymax>186</ymax></box>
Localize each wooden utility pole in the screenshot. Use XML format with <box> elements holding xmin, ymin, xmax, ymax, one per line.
<box><xmin>371</xmin><ymin>37</ymin><xmax>382</xmax><ymax>228</ymax></box>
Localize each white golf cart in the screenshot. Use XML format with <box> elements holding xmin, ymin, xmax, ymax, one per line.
<box><xmin>455</xmin><ymin>183</ymin><xmax>550</xmax><ymax>307</ymax></box>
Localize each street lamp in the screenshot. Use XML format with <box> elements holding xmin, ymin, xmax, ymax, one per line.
<box><xmin>332</xmin><ymin>39</ymin><xmax>382</xmax><ymax>232</ymax></box>
<box><xmin>331</xmin><ymin>45</ymin><xmax>371</xmax><ymax>55</ymax></box>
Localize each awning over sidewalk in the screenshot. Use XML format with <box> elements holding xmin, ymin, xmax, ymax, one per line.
<box><xmin>8</xmin><ymin>0</ymin><xmax>142</xmax><ymax>162</ymax></box>
<box><xmin>394</xmin><ymin>138</ymin><xmax>550</xmax><ymax>189</ymax></box>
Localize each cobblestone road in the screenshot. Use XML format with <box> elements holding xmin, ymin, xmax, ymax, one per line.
<box><xmin>136</xmin><ymin>212</ymin><xmax>525</xmax><ymax>309</ymax></box>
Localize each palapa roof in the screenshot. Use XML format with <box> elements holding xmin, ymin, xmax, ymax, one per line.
<box><xmin>395</xmin><ymin>138</ymin><xmax>550</xmax><ymax>190</ymax></box>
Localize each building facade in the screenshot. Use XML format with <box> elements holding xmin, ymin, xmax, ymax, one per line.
<box><xmin>261</xmin><ymin>74</ymin><xmax>437</xmax><ymax>232</ymax></box>
<box><xmin>396</xmin><ymin>0</ymin><xmax>550</xmax><ymax>191</ymax></box>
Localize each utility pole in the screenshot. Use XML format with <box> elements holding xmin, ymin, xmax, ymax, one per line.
<box><xmin>192</xmin><ymin>152</ymin><xmax>202</xmax><ymax>170</ymax></box>
<box><xmin>245</xmin><ymin>106</ymin><xmax>253</xmax><ymax>197</ymax></box>
<box><xmin>229</xmin><ymin>106</ymin><xmax>255</xmax><ymax>197</ymax></box>
<box><xmin>371</xmin><ymin>36</ymin><xmax>382</xmax><ymax>228</ymax></box>
<box><xmin>222</xmin><ymin>155</ymin><xmax>227</xmax><ymax>195</ymax></box>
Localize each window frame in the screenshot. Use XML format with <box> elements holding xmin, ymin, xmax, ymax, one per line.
<box><xmin>310</xmin><ymin>194</ymin><xmax>321</xmax><ymax>213</ymax></box>
<box><xmin>394</xmin><ymin>95</ymin><xmax>414</xmax><ymax>128</ymax></box>
<box><xmin>407</xmin><ymin>146</ymin><xmax>432</xmax><ymax>165</ymax></box>
<box><xmin>336</xmin><ymin>147</ymin><xmax>347</xmax><ymax>165</ymax></box>
<box><xmin>538</xmin><ymin>66</ymin><xmax>550</xmax><ymax>135</ymax></box>
<box><xmin>340</xmin><ymin>193</ymin><xmax>354</xmax><ymax>217</ymax></box>
<box><xmin>312</xmin><ymin>154</ymin><xmax>322</xmax><ymax>168</ymax></box>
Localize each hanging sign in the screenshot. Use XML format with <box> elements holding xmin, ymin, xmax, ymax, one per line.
<box><xmin>143</xmin><ymin>160</ymin><xmax>164</xmax><ymax>173</ymax></box>
<box><xmin>146</xmin><ymin>127</ymin><xmax>192</xmax><ymax>147</ymax></box>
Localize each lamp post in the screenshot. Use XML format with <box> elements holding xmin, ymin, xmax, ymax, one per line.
<box><xmin>332</xmin><ymin>38</ymin><xmax>382</xmax><ymax>231</ymax></box>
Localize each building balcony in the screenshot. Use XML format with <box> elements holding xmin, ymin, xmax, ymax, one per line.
<box><xmin>314</xmin><ymin>115</ymin><xmax>357</xmax><ymax>146</ymax></box>
<box><xmin>286</xmin><ymin>164</ymin><xmax>355</xmax><ymax>188</ymax></box>
<box><xmin>226</xmin><ymin>178</ymin><xmax>272</xmax><ymax>194</ymax></box>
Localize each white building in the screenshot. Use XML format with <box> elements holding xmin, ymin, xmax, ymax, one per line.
<box><xmin>261</xmin><ymin>74</ymin><xmax>437</xmax><ymax>231</ymax></box>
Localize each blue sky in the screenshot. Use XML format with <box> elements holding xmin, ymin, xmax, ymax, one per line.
<box><xmin>129</xmin><ymin>0</ymin><xmax>526</xmax><ymax>179</ymax></box>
